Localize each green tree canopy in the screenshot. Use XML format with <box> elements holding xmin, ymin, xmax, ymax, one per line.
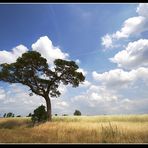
<box><xmin>74</xmin><ymin>110</ymin><xmax>81</xmax><ymax>116</ymax></box>
<box><xmin>31</xmin><ymin>105</ymin><xmax>47</xmax><ymax>124</ymax></box>
<box><xmin>0</xmin><ymin>51</ymin><xmax>85</xmax><ymax>121</ymax></box>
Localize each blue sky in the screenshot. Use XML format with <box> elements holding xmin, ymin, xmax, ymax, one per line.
<box><xmin>0</xmin><ymin>3</ymin><xmax>148</xmax><ymax>116</ymax></box>
<box><xmin>0</xmin><ymin>4</ymin><xmax>137</xmax><ymax>70</ymax></box>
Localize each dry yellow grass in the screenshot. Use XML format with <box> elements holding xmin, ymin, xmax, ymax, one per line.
<box><xmin>0</xmin><ymin>115</ymin><xmax>148</xmax><ymax>143</ymax></box>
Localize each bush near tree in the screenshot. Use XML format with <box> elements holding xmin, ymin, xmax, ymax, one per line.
<box><xmin>0</xmin><ymin>51</ymin><xmax>85</xmax><ymax>121</ymax></box>
<box><xmin>31</xmin><ymin>105</ymin><xmax>48</xmax><ymax>124</ymax></box>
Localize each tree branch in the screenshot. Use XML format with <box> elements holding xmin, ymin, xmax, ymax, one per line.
<box><xmin>46</xmin><ymin>71</ymin><xmax>65</xmax><ymax>94</ymax></box>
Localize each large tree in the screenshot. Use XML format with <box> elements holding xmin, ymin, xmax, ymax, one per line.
<box><xmin>0</xmin><ymin>51</ymin><xmax>85</xmax><ymax>121</ymax></box>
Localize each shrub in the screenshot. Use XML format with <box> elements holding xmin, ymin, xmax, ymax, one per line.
<box><xmin>31</xmin><ymin>105</ymin><xmax>48</xmax><ymax>124</ymax></box>
<box><xmin>74</xmin><ymin>110</ymin><xmax>81</xmax><ymax>116</ymax></box>
<box><xmin>16</xmin><ymin>115</ymin><xmax>21</xmax><ymax>117</ymax></box>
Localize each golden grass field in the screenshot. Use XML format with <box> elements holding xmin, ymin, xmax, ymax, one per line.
<box><xmin>0</xmin><ymin>114</ymin><xmax>148</xmax><ymax>143</ymax></box>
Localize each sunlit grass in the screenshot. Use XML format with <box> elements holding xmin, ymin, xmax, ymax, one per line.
<box><xmin>0</xmin><ymin>115</ymin><xmax>148</xmax><ymax>143</ymax></box>
<box><xmin>53</xmin><ymin>114</ymin><xmax>148</xmax><ymax>122</ymax></box>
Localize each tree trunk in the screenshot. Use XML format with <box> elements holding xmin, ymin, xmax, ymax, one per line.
<box><xmin>45</xmin><ymin>95</ymin><xmax>52</xmax><ymax>121</ymax></box>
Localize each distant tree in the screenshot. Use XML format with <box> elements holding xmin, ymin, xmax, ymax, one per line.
<box><xmin>3</xmin><ymin>113</ymin><xmax>6</xmax><ymax>118</ymax></box>
<box><xmin>55</xmin><ymin>114</ymin><xmax>58</xmax><ymax>116</ymax></box>
<box><xmin>16</xmin><ymin>115</ymin><xmax>21</xmax><ymax>117</ymax></box>
<box><xmin>27</xmin><ymin>113</ymin><xmax>32</xmax><ymax>117</ymax></box>
<box><xmin>62</xmin><ymin>114</ymin><xmax>68</xmax><ymax>116</ymax></box>
<box><xmin>31</xmin><ymin>105</ymin><xmax>48</xmax><ymax>124</ymax></box>
<box><xmin>0</xmin><ymin>51</ymin><xmax>85</xmax><ymax>121</ymax></box>
<box><xmin>74</xmin><ymin>110</ymin><xmax>81</xmax><ymax>116</ymax></box>
<box><xmin>4</xmin><ymin>112</ymin><xmax>15</xmax><ymax>118</ymax></box>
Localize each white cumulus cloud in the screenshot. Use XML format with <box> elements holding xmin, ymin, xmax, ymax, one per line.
<box><xmin>79</xmin><ymin>80</ymin><xmax>91</xmax><ymax>88</ymax></box>
<box><xmin>136</xmin><ymin>3</ymin><xmax>148</xmax><ymax>18</ymax></box>
<box><xmin>110</xmin><ymin>39</ymin><xmax>148</xmax><ymax>69</ymax></box>
<box><xmin>0</xmin><ymin>36</ymin><xmax>89</xmax><ymax>116</ymax></box>
<box><xmin>101</xmin><ymin>3</ymin><xmax>148</xmax><ymax>49</ymax></box>
<box><xmin>92</xmin><ymin>67</ymin><xmax>148</xmax><ymax>89</ymax></box>
<box><xmin>32</xmin><ymin>36</ymin><xmax>69</xmax><ymax>66</ymax></box>
<box><xmin>0</xmin><ymin>83</ymin><xmax>70</xmax><ymax>116</ymax></box>
<box><xmin>0</xmin><ymin>45</ymin><xmax>29</xmax><ymax>64</ymax></box>
<box><xmin>0</xmin><ymin>36</ymin><xmax>69</xmax><ymax>67</ymax></box>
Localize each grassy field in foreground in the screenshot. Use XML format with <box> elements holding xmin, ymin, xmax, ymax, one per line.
<box><xmin>0</xmin><ymin>115</ymin><xmax>148</xmax><ymax>143</ymax></box>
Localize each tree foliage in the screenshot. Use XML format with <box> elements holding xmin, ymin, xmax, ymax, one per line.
<box><xmin>27</xmin><ymin>113</ymin><xmax>32</xmax><ymax>117</ymax></box>
<box><xmin>31</xmin><ymin>105</ymin><xmax>48</xmax><ymax>124</ymax></box>
<box><xmin>74</xmin><ymin>110</ymin><xmax>81</xmax><ymax>116</ymax></box>
<box><xmin>0</xmin><ymin>51</ymin><xmax>85</xmax><ymax>121</ymax></box>
<box><xmin>3</xmin><ymin>112</ymin><xmax>15</xmax><ymax>118</ymax></box>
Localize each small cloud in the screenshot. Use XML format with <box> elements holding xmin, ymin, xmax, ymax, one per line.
<box><xmin>101</xmin><ymin>34</ymin><xmax>113</xmax><ymax>49</ymax></box>
<box><xmin>110</xmin><ymin>39</ymin><xmax>148</xmax><ymax>69</ymax></box>
<box><xmin>75</xmin><ymin>59</ymin><xmax>80</xmax><ymax>64</ymax></box>
<box><xmin>0</xmin><ymin>45</ymin><xmax>29</xmax><ymax>64</ymax></box>
<box><xmin>101</xmin><ymin>3</ymin><xmax>148</xmax><ymax>50</ymax></box>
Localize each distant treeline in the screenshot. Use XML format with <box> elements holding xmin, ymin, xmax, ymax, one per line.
<box><xmin>2</xmin><ymin>112</ymin><xmax>21</xmax><ymax>118</ymax></box>
<box><xmin>1</xmin><ymin>109</ymin><xmax>82</xmax><ymax>118</ymax></box>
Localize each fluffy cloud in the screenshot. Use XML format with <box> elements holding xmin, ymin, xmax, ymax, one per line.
<box><xmin>101</xmin><ymin>3</ymin><xmax>148</xmax><ymax>49</ymax></box>
<box><xmin>0</xmin><ymin>36</ymin><xmax>89</xmax><ymax>116</ymax></box>
<box><xmin>136</xmin><ymin>3</ymin><xmax>148</xmax><ymax>18</ymax></box>
<box><xmin>0</xmin><ymin>45</ymin><xmax>28</xmax><ymax>64</ymax></box>
<box><xmin>93</xmin><ymin>69</ymin><xmax>134</xmax><ymax>84</ymax></box>
<box><xmin>79</xmin><ymin>80</ymin><xmax>91</xmax><ymax>88</ymax></box>
<box><xmin>113</xmin><ymin>16</ymin><xmax>146</xmax><ymax>39</ymax></box>
<box><xmin>0</xmin><ymin>83</ymin><xmax>70</xmax><ymax>116</ymax></box>
<box><xmin>110</xmin><ymin>39</ymin><xmax>148</xmax><ymax>69</ymax></box>
<box><xmin>98</xmin><ymin>3</ymin><xmax>148</xmax><ymax>114</ymax></box>
<box><xmin>73</xmin><ymin>85</ymin><xmax>118</xmax><ymax>107</ymax></box>
<box><xmin>0</xmin><ymin>36</ymin><xmax>69</xmax><ymax>67</ymax></box>
<box><xmin>32</xmin><ymin>36</ymin><xmax>69</xmax><ymax>65</ymax></box>
<box><xmin>101</xmin><ymin>34</ymin><xmax>113</xmax><ymax>49</ymax></box>
<box><xmin>71</xmin><ymin>83</ymin><xmax>136</xmax><ymax>115</ymax></box>
<box><xmin>72</xmin><ymin>67</ymin><xmax>148</xmax><ymax>115</ymax></box>
<box><xmin>92</xmin><ymin>67</ymin><xmax>148</xmax><ymax>89</ymax></box>
<box><xmin>93</xmin><ymin>69</ymin><xmax>134</xmax><ymax>89</ymax></box>
<box><xmin>0</xmin><ymin>84</ymin><xmax>44</xmax><ymax>115</ymax></box>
